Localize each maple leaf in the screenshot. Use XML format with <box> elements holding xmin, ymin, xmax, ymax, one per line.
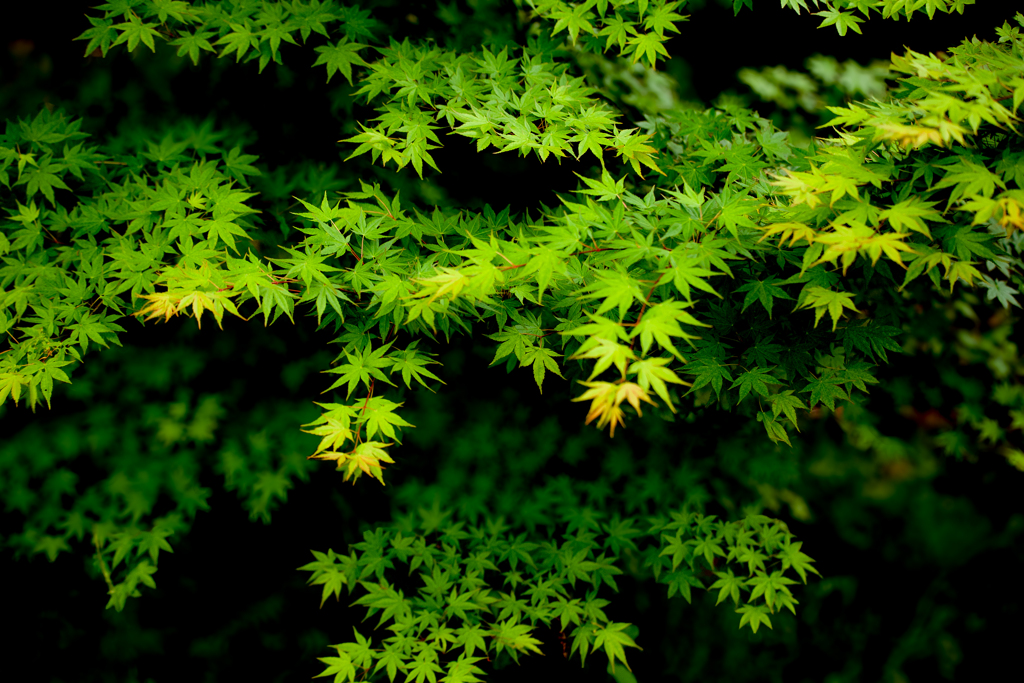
<box><xmin>627</xmin><ymin>357</ymin><xmax>690</xmax><ymax>412</ymax></box>
<box><xmin>626</xmin><ymin>29</ymin><xmax>670</xmax><ymax>69</ymax></box>
<box><xmin>735</xmin><ymin>277</ymin><xmax>794</xmax><ymax>318</ymax></box>
<box><xmin>111</xmin><ymin>13</ymin><xmax>161</xmax><ymax>53</ymax></box>
<box><xmin>878</xmin><ymin>196</ymin><xmax>940</xmax><ymax>238</ymax></box>
<box><xmin>326</xmin><ymin>441</ymin><xmax>394</xmax><ymax>485</ymax></box>
<box><xmin>593</xmin><ymin>622</ymin><xmax>642</xmax><ymax>674</ymax></box>
<box><xmin>709</xmin><ymin>568</ymin><xmax>748</xmax><ymax>607</ymax></box>
<box><xmin>776</xmin><ymin>539</ymin><xmax>821</xmax><ymax>583</ymax></box>
<box><xmin>489</xmin><ymin>617</ymin><xmax>543</xmax><ymax>663</ymax></box>
<box><xmin>410</xmin><ymin>267</ymin><xmax>471</xmax><ymax>305</ymax></box>
<box><xmin>840</xmin><ymin>321</ymin><xmax>903</xmax><ymax>362</ymax></box>
<box><xmin>978</xmin><ymin>275</ymin><xmax>1021</xmax><ymax>309</ymax></box>
<box><xmin>570</xmin><ymin>337</ymin><xmax>637</xmax><ymax>380</ymax></box>
<box><xmin>814</xmin><ymin>7</ymin><xmax>863</xmax><ymax>36</ymax></box>
<box><xmin>795</xmin><ymin>286</ymin><xmax>860</xmax><ymax>331</ymax></box>
<box><xmin>729</xmin><ymin>368</ymin><xmax>776</xmax><ymax>404</ymax></box>
<box><xmin>361</xmin><ymin>396</ymin><xmax>415</xmax><ymax>442</ymax></box>
<box><xmin>76</xmin><ymin>14</ymin><xmax>118</xmax><ymax>56</ymax></box>
<box><xmin>661</xmin><ymin>258</ymin><xmax>723</xmax><ymax>303</ymax></box>
<box><xmin>631</xmin><ymin>299</ymin><xmax>707</xmax><ymax>359</ymax></box>
<box><xmin>572</xmin><ymin>380</ymin><xmax>656</xmax><ymax>437</ymax></box>
<box><xmin>387</xmin><ymin>342</ymin><xmax>446</xmax><ymax>390</ymax></box>
<box><xmin>644</xmin><ymin>1</ymin><xmax>688</xmax><ymax>36</ymax></box>
<box><xmin>550</xmin><ymin>2</ymin><xmax>596</xmax><ymax>44</ymax></box>
<box><xmin>575</xmin><ymin>169</ymin><xmax>626</xmax><ymax>202</ymax></box>
<box><xmin>215</xmin><ymin>22</ymin><xmax>259</xmax><ymax>61</ymax></box>
<box><xmin>169</xmin><ymin>29</ymin><xmax>216</xmax><ymax>66</ymax></box>
<box><xmin>768</xmin><ymin>391</ymin><xmax>806</xmax><ymax>431</ymax></box>
<box><xmin>735</xmin><ymin>603</ymin><xmax>774</xmax><ymax>633</ymax></box>
<box><xmin>747</xmin><ymin>569</ymin><xmax>798</xmax><ymax>612</ymax></box>
<box><xmin>801</xmin><ymin>374</ymin><xmax>849</xmax><ymax>412</ymax></box>
<box><xmin>682</xmin><ymin>357</ymin><xmax>734</xmax><ymax>400</ymax></box>
<box><xmin>520</xmin><ymin>345</ymin><xmax>565</xmax><ymax>394</ymax></box>
<box><xmin>323</xmin><ymin>341</ymin><xmax>396</xmax><ymax>398</ymax></box>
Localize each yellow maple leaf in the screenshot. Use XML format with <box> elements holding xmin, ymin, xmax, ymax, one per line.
<box><xmin>347</xmin><ymin>441</ymin><xmax>395</xmax><ymax>485</ymax></box>
<box><xmin>134</xmin><ymin>291</ymin><xmax>182</xmax><ymax>324</ymax></box>
<box><xmin>572</xmin><ymin>380</ymin><xmax>657</xmax><ymax>437</ymax></box>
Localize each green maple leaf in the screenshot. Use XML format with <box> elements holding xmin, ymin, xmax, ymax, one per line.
<box><xmin>840</xmin><ymin>321</ymin><xmax>903</xmax><ymax>362</ymax></box>
<box><xmin>76</xmin><ymin>15</ymin><xmax>118</xmax><ymax>56</ymax></box>
<box><xmin>814</xmin><ymin>7</ymin><xmax>863</xmax><ymax>36</ymax></box>
<box><xmin>802</xmin><ymin>374</ymin><xmax>849</xmax><ymax>411</ymax></box>
<box><xmin>215</xmin><ymin>22</ymin><xmax>260</xmax><ymax>62</ymax></box>
<box><xmin>352</xmin><ymin>581</ymin><xmax>412</xmax><ymax>628</ymax></box>
<box><xmin>293</xmin><ymin>192</ymin><xmax>349</xmax><ymax>224</ymax></box>
<box><xmin>942</xmin><ymin>224</ymin><xmax>1001</xmax><ymax>262</ymax></box>
<box><xmin>835</xmin><ymin>362</ymin><xmax>879</xmax><ymax>394</ymax></box>
<box><xmin>387</xmin><ymin>342</ymin><xmax>445</xmax><ymax>390</ymax></box>
<box><xmin>747</xmin><ymin>569</ymin><xmax>798</xmax><ymax>612</ymax></box>
<box><xmin>729</xmin><ymin>368</ymin><xmax>776</xmax><ymax>403</ymax></box>
<box><xmin>878</xmin><ymin>196</ymin><xmax>939</xmax><ymax>238</ymax></box>
<box><xmin>32</xmin><ymin>534</ymin><xmax>70</xmax><ymax>562</ymax></box>
<box><xmin>769</xmin><ymin>390</ymin><xmax>806</xmax><ymax>431</ymax></box>
<box><xmin>488</xmin><ymin>327</ymin><xmax>535</xmax><ymax>366</ymax></box>
<box><xmin>17</xmin><ymin>159</ymin><xmax>71</xmax><ymax>206</ymax></box>
<box><xmin>373</xmin><ymin>645</ymin><xmax>405</xmax><ymax>682</ymax></box>
<box><xmin>581</xmin><ymin>266</ymin><xmax>648</xmax><ymax>320</ymax></box>
<box><xmin>552</xmin><ymin>595</ymin><xmax>585</xmax><ymax>631</ymax></box>
<box><xmin>311</xmin><ymin>565</ymin><xmax>347</xmax><ymax>609</ymax></box>
<box><xmin>220</xmin><ymin>145</ymin><xmax>261</xmax><ymax>184</ymax></box>
<box><xmin>441</xmin><ymin>657</ymin><xmax>486</xmax><ymax>683</ymax></box>
<box><xmin>562</xmin><ymin>546</ymin><xmax>600</xmax><ymax>588</ymax></box>
<box><xmin>934</xmin><ymin>158</ymin><xmax>1005</xmax><ymax>209</ymax></box>
<box><xmin>709</xmin><ymin>568</ymin><xmax>748</xmax><ymax>607</ymax></box>
<box><xmin>521</xmin><ymin>245</ymin><xmax>564</xmax><ymax>302</ymax></box>
<box><xmin>736</xmin><ymin>276</ymin><xmax>794</xmax><ymax>318</ymax></box>
<box><xmin>759</xmin><ymin>412</ymin><xmax>792</xmax><ymax>446</ymax></box>
<box><xmin>662</xmin><ymin>258</ymin><xmax>723</xmax><ymax>303</ymax></box>
<box><xmin>111</xmin><ymin>13</ymin><xmax>161</xmax><ymax>52</ymax></box>
<box><xmin>336</xmin><ymin>627</ymin><xmax>376</xmax><ymax>670</ymax></box>
<box><xmin>978</xmin><ymin>275</ymin><xmax>1021</xmax><ymax>309</ymax></box>
<box><xmin>489</xmin><ymin>617</ymin><xmax>543</xmax><ymax>663</ymax></box>
<box><xmin>571</xmin><ymin>337</ymin><xmax>636</xmax><ymax>380</ymax></box>
<box><xmin>626</xmin><ymin>29</ymin><xmax>670</xmax><ymax>69</ymax></box>
<box><xmin>628</xmin><ymin>357</ymin><xmax>688</xmax><ymax>412</ymax></box>
<box><xmin>776</xmin><ymin>539</ymin><xmax>821</xmax><ymax>583</ymax></box>
<box><xmin>663</xmin><ymin>565</ymin><xmax>704</xmax><ymax>602</ymax></box>
<box><xmin>315</xmin><ymin>651</ymin><xmax>356</xmax><ymax>683</ymax></box>
<box><xmin>258</xmin><ymin>22</ymin><xmax>298</xmax><ymax>61</ymax></box>
<box><xmin>323</xmin><ymin>341</ymin><xmax>396</xmax><ymax>397</ymax></box>
<box><xmin>575</xmin><ymin>169</ymin><xmax>626</xmax><ymax>202</ymax></box>
<box><xmin>361</xmin><ymin>396</ymin><xmax>414</xmax><ymax>442</ymax></box>
<box><xmin>631</xmin><ymin>299</ymin><xmax>707</xmax><ymax>359</ymax></box>
<box><xmin>796</xmin><ymin>286</ymin><xmax>859</xmax><ymax>331</ymax></box>
<box><xmin>593</xmin><ymin>621</ymin><xmax>642</xmax><ymax>674</ymax></box>
<box><xmin>682</xmin><ymin>357</ymin><xmax>734</xmax><ymax>400</ymax></box>
<box><xmin>136</xmin><ymin>527</ymin><xmax>174</xmax><ymax>564</ymax></box>
<box><xmin>644</xmin><ymin>1</ymin><xmax>687</xmax><ymax>36</ymax></box>
<box><xmin>599</xmin><ymin>14</ymin><xmax>630</xmax><ymax>50</ymax></box>
<box><xmin>169</xmin><ymin>29</ymin><xmax>216</xmax><ymax>66</ymax></box>
<box><xmin>735</xmin><ymin>603</ymin><xmax>773</xmax><ymax>633</ymax></box>
<box><xmin>550</xmin><ymin>2</ymin><xmax>596</xmax><ymax>44</ymax></box>
<box><xmin>714</xmin><ymin>188</ymin><xmax>759</xmax><ymax>237</ymax></box>
<box><xmin>602</xmin><ymin>513</ymin><xmax>643</xmax><ymax>555</ymax></box>
<box><xmin>520</xmin><ymin>345</ymin><xmax>565</xmax><ymax>394</ymax></box>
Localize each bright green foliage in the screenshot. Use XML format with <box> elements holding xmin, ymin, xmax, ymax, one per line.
<box><xmin>297</xmin><ymin>504</ymin><xmax>813</xmax><ymax>677</ymax></box>
<box><xmin>4</xmin><ymin>1</ymin><xmax>1024</xmax><ymax>681</ymax></box>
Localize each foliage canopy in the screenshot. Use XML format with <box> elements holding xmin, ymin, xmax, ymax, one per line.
<box><xmin>2</xmin><ymin>1</ymin><xmax>1023</xmax><ymax>681</ymax></box>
